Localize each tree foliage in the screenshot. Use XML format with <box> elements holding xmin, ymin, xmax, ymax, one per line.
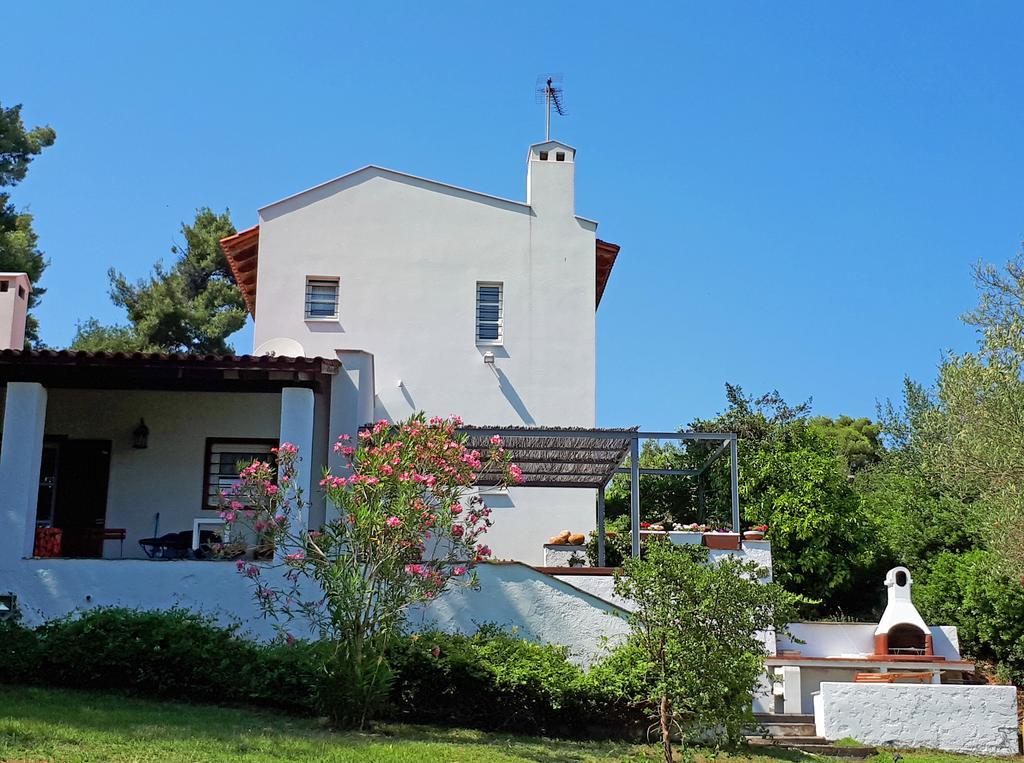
<box><xmin>0</xmin><ymin>102</ymin><xmax>56</xmax><ymax>344</ymax></box>
<box><xmin>603</xmin><ymin>385</ymin><xmax>879</xmax><ymax>615</ymax></box>
<box><xmin>613</xmin><ymin>541</ymin><xmax>801</xmax><ymax>761</ymax></box>
<box><xmin>72</xmin><ymin>208</ymin><xmax>246</xmax><ymax>353</ymax></box>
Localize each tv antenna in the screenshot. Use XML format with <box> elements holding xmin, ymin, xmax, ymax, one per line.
<box><xmin>536</xmin><ymin>74</ymin><xmax>566</xmax><ymax>141</ymax></box>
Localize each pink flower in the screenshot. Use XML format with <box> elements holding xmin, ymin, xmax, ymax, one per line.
<box><xmin>453</xmin><ymin>566</ymin><xmax>467</xmax><ymax>576</ymax></box>
<box><xmin>386</xmin><ymin>516</ymin><xmax>402</xmax><ymax>529</ymax></box>
<box><xmin>431</xmin><ymin>645</ymin><xmax>441</xmax><ymax>658</ymax></box>
<box><xmin>509</xmin><ymin>464</ymin><xmax>524</xmax><ymax>483</ymax></box>
<box><xmin>405</xmin><ymin>563</ymin><xmax>424</xmax><ymax>576</ymax></box>
<box><xmin>229</xmin><ymin>501</ymin><xmax>244</xmax><ymax>511</ymax></box>
<box><xmin>490</xmin><ymin>434</ymin><xmax>502</xmax><ymax>445</ymax></box>
<box><xmin>284</xmin><ymin>552</ymin><xmax>305</xmax><ymax>562</ymax></box>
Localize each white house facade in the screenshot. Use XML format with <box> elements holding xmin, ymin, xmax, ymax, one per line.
<box><xmin>219</xmin><ymin>141</ymin><xmax>618</xmax><ymax>560</ymax></box>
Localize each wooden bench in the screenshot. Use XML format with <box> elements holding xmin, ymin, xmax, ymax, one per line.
<box><xmin>855</xmin><ymin>671</ymin><xmax>934</xmax><ymax>683</ymax></box>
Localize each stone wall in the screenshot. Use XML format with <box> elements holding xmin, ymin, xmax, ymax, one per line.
<box><xmin>816</xmin><ymin>682</ymin><xmax>1020</xmax><ymax>756</ymax></box>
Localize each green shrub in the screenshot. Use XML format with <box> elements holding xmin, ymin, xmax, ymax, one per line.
<box><xmin>0</xmin><ymin>608</ymin><xmax>648</xmax><ymax>737</ymax></box>
<box><xmin>2</xmin><ymin>608</ymin><xmax>318</xmax><ymax>712</ymax></box>
<box><xmin>916</xmin><ymin>550</ymin><xmax>1024</xmax><ymax>685</ymax></box>
<box><xmin>388</xmin><ymin>625</ymin><xmax>645</xmax><ymax>735</ymax></box>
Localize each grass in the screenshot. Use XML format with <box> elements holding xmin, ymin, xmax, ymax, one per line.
<box><xmin>0</xmin><ymin>685</ymin><xmax>1018</xmax><ymax>763</ymax></box>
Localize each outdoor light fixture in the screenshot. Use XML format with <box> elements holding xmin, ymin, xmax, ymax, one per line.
<box><xmin>0</xmin><ymin>593</ymin><xmax>16</xmax><ymax>621</ymax></box>
<box><xmin>483</xmin><ymin>351</ymin><xmax>495</xmax><ymax>365</ymax></box>
<box><xmin>132</xmin><ymin>418</ymin><xmax>150</xmax><ymax>449</ymax></box>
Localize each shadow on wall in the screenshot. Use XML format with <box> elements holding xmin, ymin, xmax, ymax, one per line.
<box><xmin>494</xmin><ymin>368</ymin><xmax>534</xmax><ymax>425</ymax></box>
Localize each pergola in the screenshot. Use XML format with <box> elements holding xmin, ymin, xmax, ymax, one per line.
<box><xmin>459</xmin><ymin>426</ymin><xmax>739</xmax><ymax>565</ymax></box>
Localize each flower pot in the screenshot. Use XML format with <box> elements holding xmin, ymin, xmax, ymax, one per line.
<box><xmin>702</xmin><ymin>532</ymin><xmax>741</xmax><ymax>550</ymax></box>
<box><xmin>743</xmin><ymin>531</ymin><xmax>765</xmax><ymax>541</ymax></box>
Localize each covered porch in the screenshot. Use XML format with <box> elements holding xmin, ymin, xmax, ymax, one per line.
<box><xmin>0</xmin><ymin>350</ymin><xmax>338</xmax><ymax>561</ymax></box>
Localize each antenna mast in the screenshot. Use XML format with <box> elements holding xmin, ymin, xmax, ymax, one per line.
<box><xmin>536</xmin><ymin>74</ymin><xmax>566</xmax><ymax>141</ymax></box>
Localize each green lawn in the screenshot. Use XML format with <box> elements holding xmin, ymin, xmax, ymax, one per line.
<box><xmin>0</xmin><ymin>685</ymin><xmax>1016</xmax><ymax>763</ymax></box>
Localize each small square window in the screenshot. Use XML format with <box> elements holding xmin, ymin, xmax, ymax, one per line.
<box><xmin>203</xmin><ymin>439</ymin><xmax>277</xmax><ymax>509</ymax></box>
<box><xmin>17</xmin><ymin>286</ymin><xmax>25</xmax><ymax>299</ymax></box>
<box><xmin>0</xmin><ymin>281</ymin><xmax>8</xmax><ymax>293</ymax></box>
<box><xmin>539</xmin><ymin>151</ymin><xmax>548</xmax><ymax>161</ymax></box>
<box><xmin>555</xmin><ymin>151</ymin><xmax>565</xmax><ymax>162</ymax></box>
<box><xmin>476</xmin><ymin>282</ymin><xmax>503</xmax><ymax>345</ymax></box>
<box><xmin>305</xmin><ymin>277</ymin><xmax>339</xmax><ymax>319</ymax></box>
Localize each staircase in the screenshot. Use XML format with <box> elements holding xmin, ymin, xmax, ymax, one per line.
<box><xmin>747</xmin><ymin>714</ymin><xmax>878</xmax><ymax>758</ymax></box>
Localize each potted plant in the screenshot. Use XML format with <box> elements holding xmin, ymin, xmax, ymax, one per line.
<box><xmin>702</xmin><ymin>529</ymin><xmax>741</xmax><ymax>550</ymax></box>
<box><xmin>743</xmin><ymin>524</ymin><xmax>768</xmax><ymax>541</ymax></box>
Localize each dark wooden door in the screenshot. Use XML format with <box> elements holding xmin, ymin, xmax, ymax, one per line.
<box><xmin>52</xmin><ymin>440</ymin><xmax>112</xmax><ymax>558</ymax></box>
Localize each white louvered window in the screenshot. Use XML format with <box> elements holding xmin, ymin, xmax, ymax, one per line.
<box><xmin>305</xmin><ymin>277</ymin><xmax>339</xmax><ymax>319</ymax></box>
<box><xmin>476</xmin><ymin>282</ymin><xmax>503</xmax><ymax>345</ymax></box>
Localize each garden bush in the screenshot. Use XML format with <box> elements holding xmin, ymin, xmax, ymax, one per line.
<box><xmin>0</xmin><ymin>608</ymin><xmax>647</xmax><ymax>737</ymax></box>
<box><xmin>0</xmin><ymin>608</ymin><xmax>318</xmax><ymax>712</ymax></box>
<box><xmin>387</xmin><ymin>625</ymin><xmax>642</xmax><ymax>734</ymax></box>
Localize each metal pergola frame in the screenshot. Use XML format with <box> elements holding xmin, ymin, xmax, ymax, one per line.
<box><xmin>459</xmin><ymin>427</ymin><xmax>739</xmax><ymax>566</ymax></box>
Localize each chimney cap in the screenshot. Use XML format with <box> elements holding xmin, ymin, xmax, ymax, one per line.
<box><xmin>527</xmin><ymin>140</ymin><xmax>576</xmax><ymax>162</ymax></box>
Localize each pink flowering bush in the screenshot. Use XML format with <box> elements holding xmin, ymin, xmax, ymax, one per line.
<box><xmin>220</xmin><ymin>412</ymin><xmax>519</xmax><ymax>727</ymax></box>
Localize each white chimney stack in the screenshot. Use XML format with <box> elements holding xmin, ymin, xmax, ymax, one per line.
<box><xmin>0</xmin><ymin>273</ymin><xmax>31</xmax><ymax>350</ymax></box>
<box><xmin>526</xmin><ymin>141</ymin><xmax>576</xmax><ymax>219</ymax></box>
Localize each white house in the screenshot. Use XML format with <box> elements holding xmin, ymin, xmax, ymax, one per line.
<box><xmin>0</xmin><ymin>140</ymin><xmax>621</xmax><ymax>567</ymax></box>
<box><xmin>0</xmin><ymin>141</ymin><xmax>647</xmax><ymax>651</ymax></box>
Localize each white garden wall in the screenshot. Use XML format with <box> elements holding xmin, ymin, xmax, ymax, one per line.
<box><xmin>780</xmin><ymin>622</ymin><xmax>961</xmax><ymax>660</ymax></box>
<box><xmin>816</xmin><ymin>682</ymin><xmax>1020</xmax><ymax>756</ymax></box>
<box><xmin>3</xmin><ymin>559</ymin><xmax>627</xmax><ymax>665</ymax></box>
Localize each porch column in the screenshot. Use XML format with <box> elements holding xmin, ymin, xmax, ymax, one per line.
<box><xmin>0</xmin><ymin>382</ymin><xmax>47</xmax><ymax>560</ymax></box>
<box><xmin>326</xmin><ymin>351</ymin><xmax>375</xmax><ymax>524</ymax></box>
<box><xmin>780</xmin><ymin>665</ymin><xmax>802</xmax><ymax>715</ymax></box>
<box><xmin>280</xmin><ymin>387</ymin><xmax>315</xmax><ymax>529</ymax></box>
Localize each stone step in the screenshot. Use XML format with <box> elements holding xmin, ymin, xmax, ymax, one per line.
<box><xmin>753</xmin><ymin>712</ymin><xmax>815</xmax><ymax>723</ymax></box>
<box><xmin>747</xmin><ymin>736</ymin><xmax>878</xmax><ymax>758</ymax></box>
<box><xmin>753</xmin><ymin>723</ymin><xmax>818</xmax><ymax>737</ymax></box>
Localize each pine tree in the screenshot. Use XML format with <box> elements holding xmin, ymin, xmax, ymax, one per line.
<box><xmin>0</xmin><ymin>102</ymin><xmax>56</xmax><ymax>344</ymax></box>
<box><xmin>72</xmin><ymin>208</ymin><xmax>247</xmax><ymax>354</ymax></box>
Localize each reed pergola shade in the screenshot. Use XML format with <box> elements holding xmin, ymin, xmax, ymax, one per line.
<box><xmin>457</xmin><ymin>426</ymin><xmax>740</xmax><ymax>564</ymax></box>
<box><xmin>462</xmin><ymin>426</ymin><xmax>635</xmax><ymax>488</ymax></box>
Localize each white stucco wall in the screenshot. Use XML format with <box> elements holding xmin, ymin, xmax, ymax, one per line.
<box><xmin>4</xmin><ymin>558</ymin><xmax>627</xmax><ymax>665</ymax></box>
<box><xmin>816</xmin><ymin>682</ymin><xmax>1020</xmax><ymax>756</ymax></box>
<box><xmin>252</xmin><ymin>153</ymin><xmax>602</xmax><ymax>564</ymax></box>
<box><xmin>41</xmin><ymin>389</ymin><xmax>284</xmax><ymax>558</ymax></box>
<box><xmin>779</xmin><ymin>622</ymin><xmax>961</xmax><ymax>659</ymax></box>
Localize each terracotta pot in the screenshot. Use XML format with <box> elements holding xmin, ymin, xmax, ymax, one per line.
<box><xmin>743</xmin><ymin>531</ymin><xmax>765</xmax><ymax>541</ymax></box>
<box><xmin>702</xmin><ymin>532</ymin><xmax>741</xmax><ymax>550</ymax></box>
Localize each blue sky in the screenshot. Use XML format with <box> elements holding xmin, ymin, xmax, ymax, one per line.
<box><xmin>6</xmin><ymin>2</ymin><xmax>1023</xmax><ymax>428</ymax></box>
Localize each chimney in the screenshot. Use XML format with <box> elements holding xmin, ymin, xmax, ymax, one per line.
<box><xmin>0</xmin><ymin>273</ymin><xmax>31</xmax><ymax>350</ymax></box>
<box><xmin>526</xmin><ymin>141</ymin><xmax>576</xmax><ymax>219</ymax></box>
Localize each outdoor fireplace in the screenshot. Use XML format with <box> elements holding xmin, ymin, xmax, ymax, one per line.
<box><xmin>873</xmin><ymin>566</ymin><xmax>933</xmax><ymax>658</ymax></box>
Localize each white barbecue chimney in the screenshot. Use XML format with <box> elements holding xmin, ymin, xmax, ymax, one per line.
<box><xmin>874</xmin><ymin>566</ymin><xmax>933</xmax><ymax>656</ymax></box>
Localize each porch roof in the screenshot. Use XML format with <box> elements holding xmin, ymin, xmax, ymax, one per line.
<box><xmin>0</xmin><ymin>349</ymin><xmax>340</xmax><ymax>393</ymax></box>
